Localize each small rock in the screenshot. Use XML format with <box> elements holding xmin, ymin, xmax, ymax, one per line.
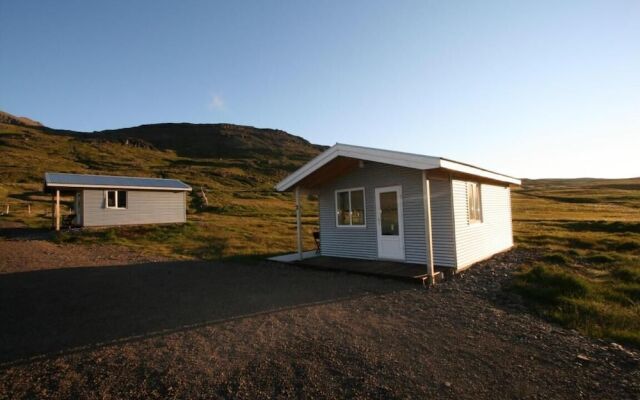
<box><xmin>444</xmin><ymin>381</ymin><xmax>452</xmax><ymax>388</ymax></box>
<box><xmin>577</xmin><ymin>354</ymin><xmax>590</xmax><ymax>362</ymax></box>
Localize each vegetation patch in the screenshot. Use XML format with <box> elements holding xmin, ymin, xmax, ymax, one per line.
<box><xmin>541</xmin><ymin>252</ymin><xmax>572</xmax><ymax>265</ymax></box>
<box><xmin>511</xmin><ymin>264</ymin><xmax>590</xmax><ymax>305</ymax></box>
<box><xmin>582</xmin><ymin>253</ymin><xmax>617</xmax><ymax>265</ymax></box>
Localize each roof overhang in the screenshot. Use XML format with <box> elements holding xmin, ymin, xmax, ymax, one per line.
<box><xmin>44</xmin><ymin>183</ymin><xmax>192</xmax><ymax>192</ymax></box>
<box><xmin>276</xmin><ymin>143</ymin><xmax>521</xmax><ymax>191</ymax></box>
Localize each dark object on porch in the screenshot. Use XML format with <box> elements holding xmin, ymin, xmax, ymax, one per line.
<box><xmin>62</xmin><ymin>214</ymin><xmax>76</xmax><ymax>230</ymax></box>
<box><xmin>313</xmin><ymin>231</ymin><xmax>320</xmax><ymax>253</ymax></box>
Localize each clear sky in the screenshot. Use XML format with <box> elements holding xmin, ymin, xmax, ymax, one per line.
<box><xmin>1</xmin><ymin>1</ymin><xmax>638</xmax><ymax>178</ymax></box>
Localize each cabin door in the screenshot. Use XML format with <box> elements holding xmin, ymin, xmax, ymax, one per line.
<box><xmin>375</xmin><ymin>186</ymin><xmax>405</xmax><ymax>261</ymax></box>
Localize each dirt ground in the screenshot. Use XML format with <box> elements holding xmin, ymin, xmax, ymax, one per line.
<box><xmin>0</xmin><ymin>239</ymin><xmax>638</xmax><ymax>399</ymax></box>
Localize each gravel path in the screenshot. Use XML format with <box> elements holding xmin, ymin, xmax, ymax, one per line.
<box><xmin>0</xmin><ymin>241</ymin><xmax>638</xmax><ymax>399</ymax></box>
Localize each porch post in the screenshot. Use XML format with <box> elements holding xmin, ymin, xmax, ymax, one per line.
<box><xmin>422</xmin><ymin>171</ymin><xmax>435</xmax><ymax>284</ymax></box>
<box><xmin>295</xmin><ymin>186</ymin><xmax>303</xmax><ymax>260</ymax></box>
<box><xmin>51</xmin><ymin>192</ymin><xmax>55</xmax><ymax>229</ymax></box>
<box><xmin>55</xmin><ymin>189</ymin><xmax>61</xmax><ymax>232</ymax></box>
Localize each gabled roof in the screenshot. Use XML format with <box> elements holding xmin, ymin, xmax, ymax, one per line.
<box><xmin>276</xmin><ymin>143</ymin><xmax>521</xmax><ymax>191</ymax></box>
<box><xmin>44</xmin><ymin>172</ymin><xmax>192</xmax><ymax>191</ymax></box>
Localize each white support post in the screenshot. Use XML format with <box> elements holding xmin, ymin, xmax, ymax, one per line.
<box><xmin>55</xmin><ymin>190</ymin><xmax>61</xmax><ymax>232</ymax></box>
<box><xmin>295</xmin><ymin>186</ymin><xmax>303</xmax><ymax>260</ymax></box>
<box><xmin>422</xmin><ymin>171</ymin><xmax>435</xmax><ymax>284</ymax></box>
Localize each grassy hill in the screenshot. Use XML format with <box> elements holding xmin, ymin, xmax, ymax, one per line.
<box><xmin>0</xmin><ymin>112</ymin><xmax>324</xmax><ymax>257</ymax></box>
<box><xmin>1</xmin><ymin>111</ymin><xmax>639</xmax><ymax>346</ymax></box>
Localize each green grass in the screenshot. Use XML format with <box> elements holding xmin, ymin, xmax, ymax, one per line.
<box><xmin>511</xmin><ymin>178</ymin><xmax>640</xmax><ymax>346</ymax></box>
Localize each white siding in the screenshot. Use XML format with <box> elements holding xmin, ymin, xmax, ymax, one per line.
<box><xmin>317</xmin><ymin>162</ymin><xmax>457</xmax><ymax>267</ymax></box>
<box><xmin>82</xmin><ymin>189</ymin><xmax>187</xmax><ymax>227</ymax></box>
<box><xmin>318</xmin><ymin>162</ymin><xmax>426</xmax><ymax>263</ymax></box>
<box><xmin>429</xmin><ymin>178</ymin><xmax>456</xmax><ymax>268</ymax></box>
<box><xmin>452</xmin><ymin>180</ymin><xmax>513</xmax><ymax>269</ymax></box>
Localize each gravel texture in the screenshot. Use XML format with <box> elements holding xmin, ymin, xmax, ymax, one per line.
<box><xmin>0</xmin><ymin>241</ymin><xmax>638</xmax><ymax>399</ymax></box>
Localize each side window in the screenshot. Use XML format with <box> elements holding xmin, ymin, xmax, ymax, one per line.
<box><xmin>335</xmin><ymin>188</ymin><xmax>366</xmax><ymax>226</ymax></box>
<box><xmin>107</xmin><ymin>190</ymin><xmax>116</xmax><ymax>208</ymax></box>
<box><xmin>467</xmin><ymin>182</ymin><xmax>482</xmax><ymax>224</ymax></box>
<box><xmin>106</xmin><ymin>190</ymin><xmax>127</xmax><ymax>209</ymax></box>
<box><xmin>117</xmin><ymin>190</ymin><xmax>127</xmax><ymax>208</ymax></box>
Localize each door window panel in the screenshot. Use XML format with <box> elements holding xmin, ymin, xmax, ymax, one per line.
<box><xmin>380</xmin><ymin>191</ymin><xmax>399</xmax><ymax>235</ymax></box>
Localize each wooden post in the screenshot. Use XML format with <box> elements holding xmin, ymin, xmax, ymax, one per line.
<box><xmin>55</xmin><ymin>190</ymin><xmax>60</xmax><ymax>232</ymax></box>
<box><xmin>51</xmin><ymin>193</ymin><xmax>55</xmax><ymax>228</ymax></box>
<box><xmin>422</xmin><ymin>171</ymin><xmax>435</xmax><ymax>285</ymax></box>
<box><xmin>200</xmin><ymin>186</ymin><xmax>209</xmax><ymax>207</ymax></box>
<box><xmin>27</xmin><ymin>203</ymin><xmax>31</xmax><ymax>215</ymax></box>
<box><xmin>295</xmin><ymin>186</ymin><xmax>303</xmax><ymax>260</ymax></box>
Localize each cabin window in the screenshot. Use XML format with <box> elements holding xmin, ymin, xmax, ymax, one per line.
<box><xmin>106</xmin><ymin>190</ymin><xmax>127</xmax><ymax>209</ymax></box>
<box><xmin>335</xmin><ymin>188</ymin><xmax>365</xmax><ymax>226</ymax></box>
<box><xmin>467</xmin><ymin>182</ymin><xmax>482</xmax><ymax>223</ymax></box>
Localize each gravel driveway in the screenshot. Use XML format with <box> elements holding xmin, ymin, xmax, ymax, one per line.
<box><xmin>0</xmin><ymin>241</ymin><xmax>638</xmax><ymax>399</ymax></box>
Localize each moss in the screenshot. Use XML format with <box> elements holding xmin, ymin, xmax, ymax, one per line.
<box><xmin>541</xmin><ymin>253</ymin><xmax>571</xmax><ymax>265</ymax></box>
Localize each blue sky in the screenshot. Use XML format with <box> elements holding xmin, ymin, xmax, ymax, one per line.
<box><xmin>1</xmin><ymin>1</ymin><xmax>638</xmax><ymax>178</ymax></box>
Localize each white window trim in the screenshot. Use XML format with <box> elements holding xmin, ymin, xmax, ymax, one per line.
<box><xmin>335</xmin><ymin>187</ymin><xmax>366</xmax><ymax>228</ymax></box>
<box><xmin>105</xmin><ymin>190</ymin><xmax>128</xmax><ymax>210</ymax></box>
<box><xmin>467</xmin><ymin>182</ymin><xmax>483</xmax><ymax>225</ymax></box>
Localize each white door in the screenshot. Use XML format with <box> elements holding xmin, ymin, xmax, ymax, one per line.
<box><xmin>375</xmin><ymin>186</ymin><xmax>405</xmax><ymax>260</ymax></box>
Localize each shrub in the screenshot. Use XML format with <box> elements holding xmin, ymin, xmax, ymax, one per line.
<box><xmin>611</xmin><ymin>266</ymin><xmax>640</xmax><ymax>283</ymax></box>
<box><xmin>541</xmin><ymin>252</ymin><xmax>571</xmax><ymax>265</ymax></box>
<box><xmin>616</xmin><ymin>241</ymin><xmax>640</xmax><ymax>252</ymax></box>
<box><xmin>103</xmin><ymin>228</ymin><xmax>118</xmax><ymax>242</ymax></box>
<box><xmin>510</xmin><ymin>264</ymin><xmax>590</xmax><ymax>307</ymax></box>
<box><xmin>582</xmin><ymin>253</ymin><xmax>617</xmax><ymax>264</ymax></box>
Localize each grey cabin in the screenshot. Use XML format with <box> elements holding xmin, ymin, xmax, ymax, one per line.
<box><xmin>276</xmin><ymin>144</ymin><xmax>521</xmax><ymax>278</ymax></box>
<box><xmin>44</xmin><ymin>173</ymin><xmax>192</xmax><ymax>230</ymax></box>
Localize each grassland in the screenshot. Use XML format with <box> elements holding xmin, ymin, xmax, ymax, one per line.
<box><xmin>511</xmin><ymin>178</ymin><xmax>640</xmax><ymax>346</ymax></box>
<box><xmin>1</xmin><ymin>118</ymin><xmax>639</xmax><ymax>346</ymax></box>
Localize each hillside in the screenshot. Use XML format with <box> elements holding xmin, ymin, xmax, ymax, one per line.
<box><xmin>0</xmin><ymin>111</ymin><xmax>324</xmax><ymax>257</ymax></box>
<box><xmin>0</xmin><ymin>111</ymin><xmax>43</xmax><ymax>128</ymax></box>
<box><xmin>0</xmin><ymin>111</ymin><xmax>323</xmax><ymax>188</ymax></box>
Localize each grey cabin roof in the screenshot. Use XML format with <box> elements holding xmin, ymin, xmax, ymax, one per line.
<box><xmin>276</xmin><ymin>143</ymin><xmax>521</xmax><ymax>191</ymax></box>
<box><xmin>44</xmin><ymin>172</ymin><xmax>192</xmax><ymax>191</ymax></box>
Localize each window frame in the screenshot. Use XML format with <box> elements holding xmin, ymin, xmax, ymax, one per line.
<box><xmin>105</xmin><ymin>190</ymin><xmax>128</xmax><ymax>210</ymax></box>
<box><xmin>335</xmin><ymin>187</ymin><xmax>366</xmax><ymax>228</ymax></box>
<box><xmin>467</xmin><ymin>182</ymin><xmax>483</xmax><ymax>224</ymax></box>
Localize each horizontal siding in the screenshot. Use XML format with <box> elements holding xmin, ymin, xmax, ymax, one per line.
<box><xmin>318</xmin><ymin>162</ymin><xmax>457</xmax><ymax>266</ymax></box>
<box><xmin>82</xmin><ymin>190</ymin><xmax>186</xmax><ymax>227</ymax></box>
<box><xmin>429</xmin><ymin>178</ymin><xmax>456</xmax><ymax>267</ymax></box>
<box><xmin>318</xmin><ymin>161</ymin><xmax>427</xmax><ymax>263</ymax></box>
<box><xmin>452</xmin><ymin>180</ymin><xmax>513</xmax><ymax>268</ymax></box>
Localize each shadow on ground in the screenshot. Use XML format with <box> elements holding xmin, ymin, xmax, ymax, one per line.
<box><xmin>0</xmin><ymin>228</ymin><xmax>54</xmax><ymax>241</ymax></box>
<box><xmin>0</xmin><ymin>260</ymin><xmax>411</xmax><ymax>365</ymax></box>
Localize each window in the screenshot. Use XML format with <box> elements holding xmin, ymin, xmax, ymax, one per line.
<box><xmin>336</xmin><ymin>188</ymin><xmax>365</xmax><ymax>226</ymax></box>
<box><xmin>106</xmin><ymin>190</ymin><xmax>127</xmax><ymax>209</ymax></box>
<box><xmin>467</xmin><ymin>182</ymin><xmax>482</xmax><ymax>223</ymax></box>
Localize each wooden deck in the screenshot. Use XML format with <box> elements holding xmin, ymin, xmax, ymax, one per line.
<box><xmin>285</xmin><ymin>255</ymin><xmax>447</xmax><ymax>283</ymax></box>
